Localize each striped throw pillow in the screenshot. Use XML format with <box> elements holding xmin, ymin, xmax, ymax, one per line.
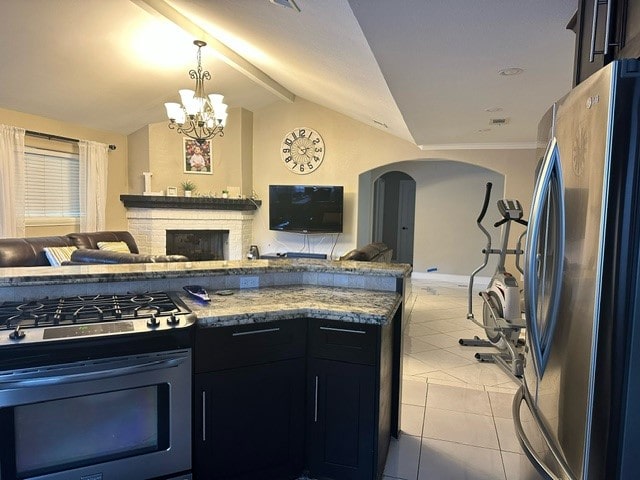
<box><xmin>97</xmin><ymin>241</ymin><xmax>131</xmax><ymax>253</ymax></box>
<box><xmin>44</xmin><ymin>246</ymin><xmax>78</xmax><ymax>267</ymax></box>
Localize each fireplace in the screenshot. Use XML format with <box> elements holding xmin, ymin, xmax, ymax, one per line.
<box><xmin>121</xmin><ymin>198</ymin><xmax>258</xmax><ymax>261</ymax></box>
<box><xmin>166</xmin><ymin>230</ymin><xmax>228</xmax><ymax>261</ymax></box>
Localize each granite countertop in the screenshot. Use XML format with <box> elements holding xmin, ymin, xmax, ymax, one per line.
<box><xmin>179</xmin><ymin>285</ymin><xmax>402</xmax><ymax>327</ymax></box>
<box><xmin>0</xmin><ymin>259</ymin><xmax>411</xmax><ymax>287</ymax></box>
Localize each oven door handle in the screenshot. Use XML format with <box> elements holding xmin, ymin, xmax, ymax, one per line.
<box><xmin>0</xmin><ymin>355</ymin><xmax>188</xmax><ymax>388</ymax></box>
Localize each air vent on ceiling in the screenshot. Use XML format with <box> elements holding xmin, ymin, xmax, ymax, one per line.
<box><xmin>489</xmin><ymin>118</ymin><xmax>510</xmax><ymax>126</ymax></box>
<box><xmin>269</xmin><ymin>0</ymin><xmax>301</xmax><ymax>12</ymax></box>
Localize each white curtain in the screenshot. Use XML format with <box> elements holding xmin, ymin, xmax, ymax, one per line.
<box><xmin>79</xmin><ymin>140</ymin><xmax>109</xmax><ymax>231</ymax></box>
<box><xmin>0</xmin><ymin>124</ymin><xmax>25</xmax><ymax>237</ymax></box>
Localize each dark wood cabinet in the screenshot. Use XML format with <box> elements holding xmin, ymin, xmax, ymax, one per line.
<box><xmin>571</xmin><ymin>0</ymin><xmax>640</xmax><ymax>86</ymax></box>
<box><xmin>306</xmin><ymin>358</ymin><xmax>376</xmax><ymax>480</ymax></box>
<box><xmin>193</xmin><ymin>320</ymin><xmax>306</xmax><ymax>480</ymax></box>
<box><xmin>305</xmin><ymin>319</ymin><xmax>393</xmax><ymax>480</ymax></box>
<box><xmin>193</xmin><ymin>315</ymin><xmax>398</xmax><ymax>480</ymax></box>
<box><xmin>194</xmin><ymin>359</ymin><xmax>305</xmax><ymax>480</ymax></box>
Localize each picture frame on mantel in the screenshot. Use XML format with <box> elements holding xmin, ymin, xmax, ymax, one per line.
<box><xmin>183</xmin><ymin>138</ymin><xmax>212</xmax><ymax>174</ymax></box>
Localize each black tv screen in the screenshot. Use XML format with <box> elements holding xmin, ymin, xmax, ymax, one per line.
<box><xmin>269</xmin><ymin>185</ymin><xmax>344</xmax><ymax>233</ymax></box>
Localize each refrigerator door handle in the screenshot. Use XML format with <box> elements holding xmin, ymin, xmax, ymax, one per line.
<box><xmin>524</xmin><ymin>137</ymin><xmax>565</xmax><ymax>378</ymax></box>
<box><xmin>513</xmin><ymin>384</ymin><xmax>577</xmax><ymax>480</ymax></box>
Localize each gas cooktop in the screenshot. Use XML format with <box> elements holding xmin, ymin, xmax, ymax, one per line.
<box><xmin>0</xmin><ymin>292</ymin><xmax>196</xmax><ymax>346</ymax></box>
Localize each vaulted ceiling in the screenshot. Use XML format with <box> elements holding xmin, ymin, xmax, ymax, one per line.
<box><xmin>0</xmin><ymin>0</ymin><xmax>577</xmax><ymax>148</ymax></box>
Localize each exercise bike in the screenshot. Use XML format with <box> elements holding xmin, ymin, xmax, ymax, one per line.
<box><xmin>459</xmin><ymin>182</ymin><xmax>528</xmax><ymax>381</ymax></box>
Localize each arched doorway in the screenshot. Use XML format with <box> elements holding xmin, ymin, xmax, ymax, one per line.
<box><xmin>373</xmin><ymin>171</ymin><xmax>416</xmax><ymax>265</ymax></box>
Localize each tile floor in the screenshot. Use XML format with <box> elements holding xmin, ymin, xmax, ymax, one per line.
<box><xmin>383</xmin><ymin>277</ymin><xmax>543</xmax><ymax>480</ymax></box>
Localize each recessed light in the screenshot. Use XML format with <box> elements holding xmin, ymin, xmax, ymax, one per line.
<box><xmin>498</xmin><ymin>67</ymin><xmax>524</xmax><ymax>76</ymax></box>
<box><xmin>484</xmin><ymin>107</ymin><xmax>503</xmax><ymax>112</ymax></box>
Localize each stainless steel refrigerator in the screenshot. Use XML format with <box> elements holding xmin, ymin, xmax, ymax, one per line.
<box><xmin>513</xmin><ymin>58</ymin><xmax>640</xmax><ymax>479</ymax></box>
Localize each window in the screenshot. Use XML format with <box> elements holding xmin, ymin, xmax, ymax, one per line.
<box><xmin>25</xmin><ymin>147</ymin><xmax>80</xmax><ymax>224</ymax></box>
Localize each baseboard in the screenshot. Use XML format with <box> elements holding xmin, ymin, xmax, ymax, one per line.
<box><xmin>411</xmin><ymin>271</ymin><xmax>491</xmax><ymax>289</ymax></box>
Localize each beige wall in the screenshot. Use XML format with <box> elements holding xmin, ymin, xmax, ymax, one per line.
<box><xmin>1</xmin><ymin>98</ymin><xmax>537</xmax><ymax>275</ymax></box>
<box><xmin>0</xmin><ymin>107</ymin><xmax>128</xmax><ymax>236</ymax></box>
<box><xmin>128</xmin><ymin>108</ymin><xmax>253</xmax><ymax>197</ymax></box>
<box><xmin>251</xmin><ymin>97</ymin><xmax>538</xmax><ymax>267</ymax></box>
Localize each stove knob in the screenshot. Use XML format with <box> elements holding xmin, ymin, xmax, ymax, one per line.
<box><xmin>167</xmin><ymin>313</ymin><xmax>180</xmax><ymax>326</ymax></box>
<box><xmin>147</xmin><ymin>314</ymin><xmax>160</xmax><ymax>328</ymax></box>
<box><xmin>9</xmin><ymin>326</ymin><xmax>26</xmax><ymax>341</ymax></box>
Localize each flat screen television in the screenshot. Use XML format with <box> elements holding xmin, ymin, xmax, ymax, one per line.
<box><xmin>269</xmin><ymin>185</ymin><xmax>343</xmax><ymax>233</ymax></box>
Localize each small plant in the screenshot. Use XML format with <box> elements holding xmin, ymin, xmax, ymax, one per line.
<box><xmin>181</xmin><ymin>180</ymin><xmax>196</xmax><ymax>192</ymax></box>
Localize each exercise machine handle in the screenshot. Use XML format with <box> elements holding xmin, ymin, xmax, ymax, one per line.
<box><xmin>495</xmin><ymin>217</ymin><xmax>529</xmax><ymax>228</ymax></box>
<box><xmin>477</xmin><ymin>182</ymin><xmax>493</xmax><ymax>223</ymax></box>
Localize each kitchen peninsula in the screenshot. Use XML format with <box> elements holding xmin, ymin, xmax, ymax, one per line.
<box><xmin>0</xmin><ymin>259</ymin><xmax>410</xmax><ymax>480</ymax></box>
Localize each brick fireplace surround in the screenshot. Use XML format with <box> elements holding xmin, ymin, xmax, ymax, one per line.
<box><xmin>120</xmin><ymin>196</ymin><xmax>260</xmax><ymax>261</ymax></box>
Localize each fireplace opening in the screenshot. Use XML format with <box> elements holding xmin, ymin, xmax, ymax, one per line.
<box><xmin>166</xmin><ymin>230</ymin><xmax>228</xmax><ymax>261</ymax></box>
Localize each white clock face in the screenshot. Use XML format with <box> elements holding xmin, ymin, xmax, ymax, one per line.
<box><xmin>280</xmin><ymin>127</ymin><xmax>325</xmax><ymax>175</ymax></box>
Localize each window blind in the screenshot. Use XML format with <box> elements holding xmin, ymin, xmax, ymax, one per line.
<box><xmin>25</xmin><ymin>147</ymin><xmax>80</xmax><ymax>218</ymax></box>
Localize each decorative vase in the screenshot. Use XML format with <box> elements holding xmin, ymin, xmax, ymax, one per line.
<box><xmin>185</xmin><ymin>191</ymin><xmax>192</xmax><ymax>197</ymax></box>
<box><xmin>222</xmin><ymin>192</ymin><xmax>228</xmax><ymax>199</ymax></box>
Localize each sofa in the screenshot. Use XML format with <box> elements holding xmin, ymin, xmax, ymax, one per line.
<box><xmin>339</xmin><ymin>242</ymin><xmax>393</xmax><ymax>262</ymax></box>
<box><xmin>0</xmin><ymin>231</ymin><xmax>189</xmax><ymax>267</ymax></box>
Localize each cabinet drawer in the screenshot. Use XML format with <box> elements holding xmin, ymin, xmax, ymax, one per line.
<box><xmin>195</xmin><ymin>319</ymin><xmax>306</xmax><ymax>373</ymax></box>
<box><xmin>308</xmin><ymin>319</ymin><xmax>379</xmax><ymax>365</ymax></box>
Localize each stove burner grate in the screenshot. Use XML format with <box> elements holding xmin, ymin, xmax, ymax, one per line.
<box><xmin>0</xmin><ymin>292</ymin><xmax>185</xmax><ymax>330</ymax></box>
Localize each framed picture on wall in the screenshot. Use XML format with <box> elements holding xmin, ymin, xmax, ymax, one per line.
<box><xmin>183</xmin><ymin>138</ymin><xmax>212</xmax><ymax>174</ymax></box>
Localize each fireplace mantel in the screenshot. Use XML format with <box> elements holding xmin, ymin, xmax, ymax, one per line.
<box><xmin>120</xmin><ymin>195</ymin><xmax>261</xmax><ymax>211</ymax></box>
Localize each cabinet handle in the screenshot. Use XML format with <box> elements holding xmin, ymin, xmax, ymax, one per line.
<box><xmin>603</xmin><ymin>0</ymin><xmax>614</xmax><ymax>55</ymax></box>
<box><xmin>319</xmin><ymin>326</ymin><xmax>366</xmax><ymax>335</ymax></box>
<box><xmin>589</xmin><ymin>0</ymin><xmax>616</xmax><ymax>61</ymax></box>
<box><xmin>202</xmin><ymin>391</ymin><xmax>206</xmax><ymax>442</ymax></box>
<box><xmin>232</xmin><ymin>327</ymin><xmax>280</xmax><ymax>337</ymax></box>
<box><xmin>314</xmin><ymin>375</ymin><xmax>319</xmax><ymax>422</ymax></box>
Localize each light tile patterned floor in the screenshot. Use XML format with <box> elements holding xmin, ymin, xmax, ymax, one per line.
<box><xmin>383</xmin><ymin>278</ymin><xmax>543</xmax><ymax>480</ymax></box>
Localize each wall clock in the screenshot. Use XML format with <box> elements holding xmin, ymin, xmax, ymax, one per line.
<box><xmin>280</xmin><ymin>127</ymin><xmax>325</xmax><ymax>174</ymax></box>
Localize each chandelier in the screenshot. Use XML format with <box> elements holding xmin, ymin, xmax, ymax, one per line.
<box><xmin>164</xmin><ymin>40</ymin><xmax>228</xmax><ymax>145</ymax></box>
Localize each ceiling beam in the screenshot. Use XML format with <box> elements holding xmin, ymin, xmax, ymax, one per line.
<box><xmin>132</xmin><ymin>0</ymin><xmax>295</xmax><ymax>103</ymax></box>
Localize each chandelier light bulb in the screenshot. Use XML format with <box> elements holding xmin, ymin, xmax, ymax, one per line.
<box><xmin>165</xmin><ymin>40</ymin><xmax>225</xmax><ymax>144</ymax></box>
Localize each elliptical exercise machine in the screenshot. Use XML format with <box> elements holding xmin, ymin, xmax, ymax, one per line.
<box><xmin>459</xmin><ymin>182</ymin><xmax>528</xmax><ymax>381</ymax></box>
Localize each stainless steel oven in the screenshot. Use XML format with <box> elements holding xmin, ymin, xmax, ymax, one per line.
<box><xmin>0</xmin><ymin>292</ymin><xmax>195</xmax><ymax>480</ymax></box>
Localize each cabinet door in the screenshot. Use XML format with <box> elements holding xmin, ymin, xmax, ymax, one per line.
<box><xmin>306</xmin><ymin>358</ymin><xmax>376</xmax><ymax>480</ymax></box>
<box><xmin>618</xmin><ymin>0</ymin><xmax>640</xmax><ymax>57</ymax></box>
<box><xmin>194</xmin><ymin>359</ymin><xmax>305</xmax><ymax>480</ymax></box>
<box><xmin>573</xmin><ymin>0</ymin><xmax>616</xmax><ymax>85</ymax></box>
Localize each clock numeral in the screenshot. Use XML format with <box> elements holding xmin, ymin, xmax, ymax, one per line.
<box><xmin>312</xmin><ymin>138</ymin><xmax>320</xmax><ymax>145</ymax></box>
<box><xmin>315</xmin><ymin>147</ymin><xmax>323</xmax><ymax>153</ymax></box>
<box><xmin>285</xmin><ymin>138</ymin><xmax>293</xmax><ymax>146</ymax></box>
<box><xmin>307</xmin><ymin>162</ymin><xmax>314</xmax><ymax>170</ymax></box>
<box><xmin>282</xmin><ymin>148</ymin><xmax>290</xmax><ymax>154</ymax></box>
<box><xmin>285</xmin><ymin>156</ymin><xmax>292</xmax><ymax>163</ymax></box>
<box><xmin>291</xmin><ymin>131</ymin><xmax>298</xmax><ymax>140</ymax></box>
<box><xmin>299</xmin><ymin>129</ymin><xmax>306</xmax><ymax>137</ymax></box>
<box><xmin>299</xmin><ymin>164</ymin><xmax>305</xmax><ymax>172</ymax></box>
<box><xmin>313</xmin><ymin>156</ymin><xmax>320</xmax><ymax>162</ymax></box>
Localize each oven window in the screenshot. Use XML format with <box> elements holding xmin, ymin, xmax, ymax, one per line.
<box><xmin>13</xmin><ymin>385</ymin><xmax>169</xmax><ymax>478</ymax></box>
